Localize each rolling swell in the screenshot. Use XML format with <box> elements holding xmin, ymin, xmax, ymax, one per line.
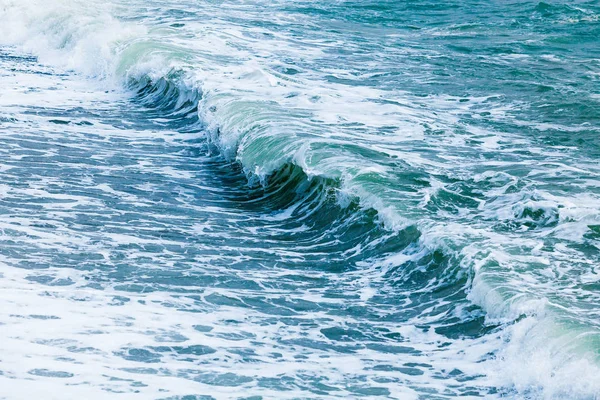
<box><xmin>129</xmin><ymin>70</ymin><xmax>456</xmax><ymax>280</ymax></box>
<box><xmin>127</xmin><ymin>69</ymin><xmax>488</xmax><ymax>342</ymax></box>
<box><xmin>1</xmin><ymin>0</ymin><xmax>600</xmax><ymax>398</ymax></box>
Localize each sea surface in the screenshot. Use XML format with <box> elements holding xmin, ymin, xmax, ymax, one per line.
<box><xmin>0</xmin><ymin>0</ymin><xmax>599</xmax><ymax>399</ymax></box>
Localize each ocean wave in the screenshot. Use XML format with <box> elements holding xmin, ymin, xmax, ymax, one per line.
<box><xmin>2</xmin><ymin>0</ymin><xmax>600</xmax><ymax>397</ymax></box>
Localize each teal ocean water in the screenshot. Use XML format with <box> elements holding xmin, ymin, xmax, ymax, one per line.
<box><xmin>0</xmin><ymin>0</ymin><xmax>599</xmax><ymax>398</ymax></box>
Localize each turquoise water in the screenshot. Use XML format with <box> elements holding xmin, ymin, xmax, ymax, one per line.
<box><xmin>0</xmin><ymin>0</ymin><xmax>599</xmax><ymax>398</ymax></box>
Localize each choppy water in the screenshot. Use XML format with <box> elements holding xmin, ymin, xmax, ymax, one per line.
<box><xmin>0</xmin><ymin>0</ymin><xmax>599</xmax><ymax>398</ymax></box>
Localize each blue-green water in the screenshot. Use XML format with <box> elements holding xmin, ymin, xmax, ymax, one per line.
<box><xmin>0</xmin><ymin>1</ymin><xmax>599</xmax><ymax>398</ymax></box>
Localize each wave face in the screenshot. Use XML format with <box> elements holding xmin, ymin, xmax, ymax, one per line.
<box><xmin>1</xmin><ymin>0</ymin><xmax>600</xmax><ymax>398</ymax></box>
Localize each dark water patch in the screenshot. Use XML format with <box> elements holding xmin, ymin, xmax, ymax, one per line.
<box><xmin>28</xmin><ymin>369</ymin><xmax>74</xmax><ymax>378</ymax></box>
<box><xmin>26</xmin><ymin>275</ymin><xmax>75</xmax><ymax>286</ymax></box>
<box><xmin>49</xmin><ymin>119</ymin><xmax>71</xmax><ymax>125</ymax></box>
<box><xmin>117</xmin><ymin>348</ymin><xmax>163</xmax><ymax>363</ymax></box>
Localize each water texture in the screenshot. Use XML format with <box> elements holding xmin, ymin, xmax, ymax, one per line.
<box><xmin>0</xmin><ymin>0</ymin><xmax>599</xmax><ymax>398</ymax></box>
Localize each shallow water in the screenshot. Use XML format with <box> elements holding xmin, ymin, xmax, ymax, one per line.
<box><xmin>0</xmin><ymin>1</ymin><xmax>599</xmax><ymax>399</ymax></box>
